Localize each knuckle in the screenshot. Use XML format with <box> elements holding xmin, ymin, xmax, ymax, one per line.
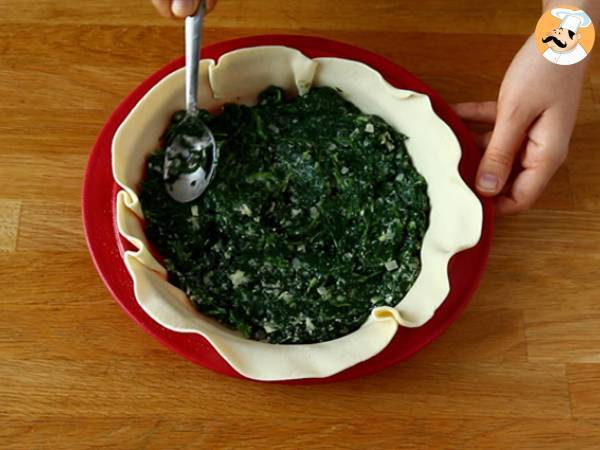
<box><xmin>498</xmin><ymin>101</ymin><xmax>531</xmax><ymax>124</ymax></box>
<box><xmin>528</xmin><ymin>141</ymin><xmax>569</xmax><ymax>168</ymax></box>
<box><xmin>497</xmin><ymin>198</ymin><xmax>521</xmax><ymax>215</ymax></box>
<box><xmin>500</xmin><ymin>204</ymin><xmax>522</xmax><ymax>216</ymax></box>
<box><xmin>520</xmin><ymin>197</ymin><xmax>536</xmax><ymax>211</ymax></box>
<box><xmin>485</xmin><ymin>148</ymin><xmax>514</xmax><ymax>168</ymax></box>
<box><xmin>513</xmin><ymin>186</ymin><xmax>538</xmax><ymax>211</ymax></box>
<box><xmin>511</xmin><ymin>197</ymin><xmax>534</xmax><ymax>214</ymax></box>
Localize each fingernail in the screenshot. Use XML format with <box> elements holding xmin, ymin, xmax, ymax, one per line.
<box><xmin>171</xmin><ymin>0</ymin><xmax>192</xmax><ymax>17</ymax></box>
<box><xmin>477</xmin><ymin>174</ymin><xmax>499</xmax><ymax>193</ymax></box>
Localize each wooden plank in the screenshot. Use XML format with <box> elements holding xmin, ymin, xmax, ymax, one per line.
<box><xmin>0</xmin><ymin>109</ymin><xmax>105</xmax><ymax>156</ymax></box>
<box><xmin>568</xmin><ymin>364</ymin><xmax>600</xmax><ymax>419</ymax></box>
<box><xmin>468</xmin><ymin>418</ymin><xmax>600</xmax><ymax>450</ymax></box>
<box><xmin>469</xmin><ymin>253</ymin><xmax>600</xmax><ymax>363</ymax></box>
<box><xmin>473</xmin><ymin>254</ymin><xmax>600</xmax><ymax>312</ymax></box>
<box><xmin>569</xmin><ymin>122</ymin><xmax>600</xmax><ymax>212</ymax></box>
<box><xmin>0</xmin><ymin>304</ymin><xmax>528</xmax><ymax>364</ymax></box>
<box><xmin>0</xmin><ymin>359</ymin><xmax>570</xmax><ymax>419</ymax></box>
<box><xmin>490</xmin><ymin>211</ymin><xmax>600</xmax><ymax>258</ymax></box>
<box><xmin>3</xmin><ymin>417</ymin><xmax>600</xmax><ymax>450</ymax></box>
<box><xmin>0</xmin><ymin>154</ymin><xmax>86</xmax><ymax>201</ymax></box>
<box><xmin>0</xmin><ymin>304</ymin><xmax>163</xmax><ymax>363</ymax></box>
<box><xmin>0</xmin><ymin>252</ymin><xmax>107</xmax><ymax>307</ymax></box>
<box><xmin>0</xmin><ymin>64</ymin><xmax>148</xmax><ymax>112</ymax></box>
<box><xmin>533</xmin><ymin>165</ymin><xmax>574</xmax><ymax>211</ymax></box>
<box><xmin>0</xmin><ymin>199</ymin><xmax>21</xmax><ymax>251</ymax></box>
<box><xmin>415</xmin><ymin>308</ymin><xmax>528</xmax><ymax>362</ymax></box>
<box><xmin>0</xmin><ymin>0</ymin><xmax>542</xmax><ymax>35</ymax></box>
<box><xmin>0</xmin><ymin>26</ymin><xmax>519</xmax><ymax>74</ymax></box>
<box><xmin>0</xmin><ymin>28</ymin><xmax>513</xmax><ymax>113</ymax></box>
<box><xmin>17</xmin><ymin>201</ymin><xmax>84</xmax><ymax>251</ymax></box>
<box><xmin>526</xmin><ymin>308</ymin><xmax>600</xmax><ymax>364</ymax></box>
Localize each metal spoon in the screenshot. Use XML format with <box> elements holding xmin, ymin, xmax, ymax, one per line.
<box><xmin>164</xmin><ymin>2</ymin><xmax>218</xmax><ymax>203</ymax></box>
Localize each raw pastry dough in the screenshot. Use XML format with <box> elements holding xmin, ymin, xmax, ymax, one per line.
<box><xmin>112</xmin><ymin>46</ymin><xmax>482</xmax><ymax>381</ymax></box>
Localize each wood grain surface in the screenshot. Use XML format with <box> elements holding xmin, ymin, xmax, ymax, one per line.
<box><xmin>1</xmin><ymin>0</ymin><xmax>599</xmax><ymax>448</ymax></box>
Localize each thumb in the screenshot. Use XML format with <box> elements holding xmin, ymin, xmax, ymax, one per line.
<box><xmin>206</xmin><ymin>0</ymin><xmax>218</xmax><ymax>12</ymax></box>
<box><xmin>171</xmin><ymin>0</ymin><xmax>200</xmax><ymax>18</ymax></box>
<box><xmin>476</xmin><ymin>105</ymin><xmax>532</xmax><ymax>196</ymax></box>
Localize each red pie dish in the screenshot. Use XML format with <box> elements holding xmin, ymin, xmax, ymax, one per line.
<box><xmin>82</xmin><ymin>35</ymin><xmax>494</xmax><ymax>383</ymax></box>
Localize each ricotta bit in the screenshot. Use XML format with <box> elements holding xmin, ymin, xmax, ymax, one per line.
<box><xmin>139</xmin><ymin>86</ymin><xmax>430</xmax><ymax>344</ymax></box>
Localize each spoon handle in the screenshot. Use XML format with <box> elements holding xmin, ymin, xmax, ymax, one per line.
<box><xmin>185</xmin><ymin>2</ymin><xmax>205</xmax><ymax>115</ymax></box>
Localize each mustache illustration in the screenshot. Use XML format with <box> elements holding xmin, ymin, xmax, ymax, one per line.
<box><xmin>542</xmin><ymin>35</ymin><xmax>567</xmax><ymax>48</ymax></box>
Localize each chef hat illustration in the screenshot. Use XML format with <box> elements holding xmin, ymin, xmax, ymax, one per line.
<box><xmin>551</xmin><ymin>8</ymin><xmax>592</xmax><ymax>33</ymax></box>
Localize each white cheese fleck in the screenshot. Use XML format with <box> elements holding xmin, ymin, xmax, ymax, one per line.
<box><xmin>292</xmin><ymin>258</ymin><xmax>301</xmax><ymax>270</ymax></box>
<box><xmin>263</xmin><ymin>322</ymin><xmax>278</xmax><ymax>333</ymax></box>
<box><xmin>384</xmin><ymin>259</ymin><xmax>399</xmax><ymax>271</ymax></box>
<box><xmin>317</xmin><ymin>286</ymin><xmax>330</xmax><ymax>298</ymax></box>
<box><xmin>187</xmin><ymin>216</ymin><xmax>200</xmax><ymax>230</ymax></box>
<box><xmin>297</xmin><ymin>243</ymin><xmax>306</xmax><ymax>252</ymax></box>
<box><xmin>190</xmin><ymin>205</ymin><xmax>199</xmax><ymax>216</ymax></box>
<box><xmin>202</xmin><ymin>271</ymin><xmax>213</xmax><ymax>286</ymax></box>
<box><xmin>305</xmin><ymin>317</ymin><xmax>315</xmax><ymax>334</ymax></box>
<box><xmin>365</xmin><ymin>123</ymin><xmax>375</xmax><ymax>133</ymax></box>
<box><xmin>228</xmin><ymin>270</ymin><xmax>248</xmax><ymax>288</ymax></box>
<box><xmin>236</xmin><ymin>204</ymin><xmax>253</xmax><ymax>216</ymax></box>
<box><xmin>340</xmin><ymin>166</ymin><xmax>349</xmax><ymax>175</ymax></box>
<box><xmin>310</xmin><ymin>206</ymin><xmax>319</xmax><ymax>219</ymax></box>
<box><xmin>291</xmin><ymin>208</ymin><xmax>301</xmax><ymax>217</ymax></box>
<box><xmin>279</xmin><ymin>291</ymin><xmax>293</xmax><ymax>302</ymax></box>
<box><xmin>378</xmin><ymin>229</ymin><xmax>394</xmax><ymax>242</ymax></box>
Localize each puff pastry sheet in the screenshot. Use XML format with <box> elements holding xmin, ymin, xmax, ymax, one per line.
<box><xmin>113</xmin><ymin>46</ymin><xmax>482</xmax><ymax>381</ymax></box>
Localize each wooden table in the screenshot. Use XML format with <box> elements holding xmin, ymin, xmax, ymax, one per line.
<box><xmin>2</xmin><ymin>1</ymin><xmax>599</xmax><ymax>448</ymax></box>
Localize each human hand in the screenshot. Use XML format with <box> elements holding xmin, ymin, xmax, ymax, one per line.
<box><xmin>453</xmin><ymin>35</ymin><xmax>586</xmax><ymax>214</ymax></box>
<box><xmin>152</xmin><ymin>0</ymin><xmax>218</xmax><ymax>18</ymax></box>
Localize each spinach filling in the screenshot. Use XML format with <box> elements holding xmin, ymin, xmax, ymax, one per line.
<box><xmin>139</xmin><ymin>86</ymin><xmax>430</xmax><ymax>344</ymax></box>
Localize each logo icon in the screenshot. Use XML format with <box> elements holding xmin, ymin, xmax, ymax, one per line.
<box><xmin>535</xmin><ymin>6</ymin><xmax>595</xmax><ymax>65</ymax></box>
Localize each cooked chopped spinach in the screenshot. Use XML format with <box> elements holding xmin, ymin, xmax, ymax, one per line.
<box><xmin>139</xmin><ymin>86</ymin><xmax>430</xmax><ymax>344</ymax></box>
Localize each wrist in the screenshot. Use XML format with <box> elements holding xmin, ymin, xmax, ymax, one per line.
<box><xmin>525</xmin><ymin>31</ymin><xmax>590</xmax><ymax>75</ymax></box>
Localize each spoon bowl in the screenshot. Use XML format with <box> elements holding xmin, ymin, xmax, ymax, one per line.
<box><xmin>163</xmin><ymin>119</ymin><xmax>218</xmax><ymax>203</ymax></box>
